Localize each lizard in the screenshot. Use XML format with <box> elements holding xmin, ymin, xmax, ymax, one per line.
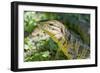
<box><xmin>35</xmin><ymin>20</ymin><xmax>73</xmax><ymax>59</ymax></box>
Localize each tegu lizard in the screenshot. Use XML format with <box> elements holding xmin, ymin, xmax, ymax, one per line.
<box><xmin>32</xmin><ymin>20</ymin><xmax>72</xmax><ymax>59</ymax></box>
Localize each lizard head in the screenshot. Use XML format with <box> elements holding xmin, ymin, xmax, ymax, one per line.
<box><xmin>39</xmin><ymin>20</ymin><xmax>66</xmax><ymax>40</ymax></box>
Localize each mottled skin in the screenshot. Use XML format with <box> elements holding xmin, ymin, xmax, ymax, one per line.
<box><xmin>32</xmin><ymin>20</ymin><xmax>73</xmax><ymax>59</ymax></box>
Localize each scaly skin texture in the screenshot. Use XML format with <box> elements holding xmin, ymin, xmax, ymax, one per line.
<box><xmin>38</xmin><ymin>20</ymin><xmax>73</xmax><ymax>59</ymax></box>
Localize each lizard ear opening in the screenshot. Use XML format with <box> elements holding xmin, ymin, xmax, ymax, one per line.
<box><xmin>61</xmin><ymin>28</ymin><xmax>64</xmax><ymax>33</ymax></box>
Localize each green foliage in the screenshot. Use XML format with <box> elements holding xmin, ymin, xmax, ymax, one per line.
<box><xmin>25</xmin><ymin>51</ymin><xmax>50</xmax><ymax>61</ymax></box>
<box><xmin>24</xmin><ymin>37</ymin><xmax>34</xmax><ymax>52</ymax></box>
<box><xmin>24</xmin><ymin>37</ymin><xmax>68</xmax><ymax>61</ymax></box>
<box><xmin>24</xmin><ymin>12</ymin><xmax>37</xmax><ymax>33</ymax></box>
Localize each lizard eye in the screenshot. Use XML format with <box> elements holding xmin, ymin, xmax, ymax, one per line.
<box><xmin>49</xmin><ymin>23</ymin><xmax>53</xmax><ymax>26</ymax></box>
